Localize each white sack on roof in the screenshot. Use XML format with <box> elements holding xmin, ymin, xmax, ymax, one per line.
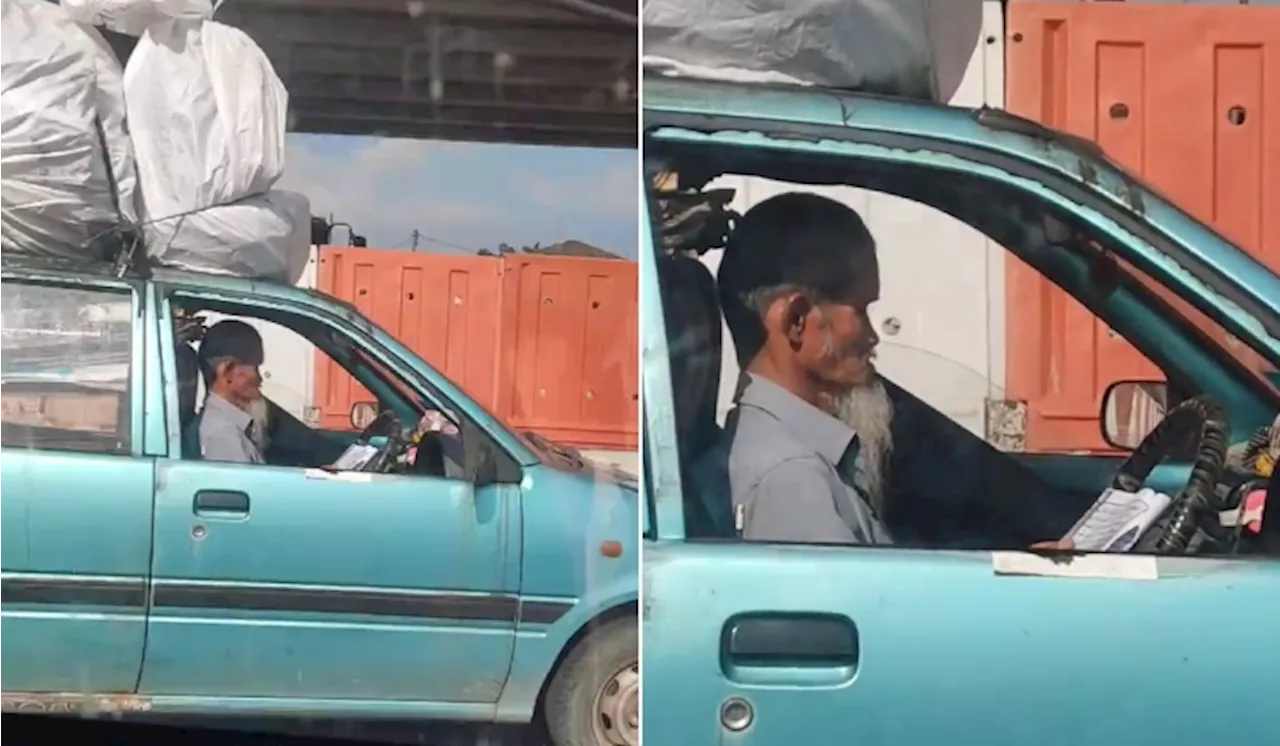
<box><xmin>61</xmin><ymin>0</ymin><xmax>215</xmax><ymax>37</ymax></box>
<box><xmin>145</xmin><ymin>190</ymin><xmax>311</xmax><ymax>284</ymax></box>
<box><xmin>642</xmin><ymin>0</ymin><xmax>985</xmax><ymax>103</ymax></box>
<box><xmin>124</xmin><ymin>17</ymin><xmax>306</xmax><ymax>283</ymax></box>
<box><xmin>1</xmin><ymin>0</ymin><xmax>139</xmax><ymax>258</ymax></box>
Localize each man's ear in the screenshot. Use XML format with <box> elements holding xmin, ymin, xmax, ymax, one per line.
<box><xmin>215</xmin><ymin>360</ymin><xmax>234</xmax><ymax>382</ymax></box>
<box><xmin>782</xmin><ymin>294</ymin><xmax>812</xmax><ymax>347</ymax></box>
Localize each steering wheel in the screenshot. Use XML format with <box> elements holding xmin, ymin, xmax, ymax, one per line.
<box><xmin>353</xmin><ymin>409</ymin><xmax>404</xmax><ymax>473</ymax></box>
<box><xmin>1109</xmin><ymin>395</ymin><xmax>1231</xmax><ymax>553</ymax></box>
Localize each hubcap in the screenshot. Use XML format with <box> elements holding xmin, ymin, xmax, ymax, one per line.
<box><xmin>592</xmin><ymin>661</ymin><xmax>639</xmax><ymax>746</ymax></box>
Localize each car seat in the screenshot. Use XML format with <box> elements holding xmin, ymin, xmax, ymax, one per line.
<box><xmin>656</xmin><ymin>253</ymin><xmax>733</xmax><ymax>537</ymax></box>
<box><xmin>175</xmin><ymin>341</ymin><xmax>202</xmax><ymax>459</ymax></box>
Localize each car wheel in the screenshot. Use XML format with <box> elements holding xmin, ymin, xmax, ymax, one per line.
<box><xmin>543</xmin><ymin>616</ymin><xmax>638</xmax><ymax>746</ymax></box>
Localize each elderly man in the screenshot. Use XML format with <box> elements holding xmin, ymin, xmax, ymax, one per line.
<box><xmin>194</xmin><ymin>318</ymin><xmax>462</xmax><ymax>473</ymax></box>
<box><xmin>709</xmin><ymin>192</ymin><xmax>1070</xmax><ymax>550</ymax></box>
<box><xmin>197</xmin><ymin>320</ymin><xmax>270</xmax><ymax>464</ymax></box>
<box><xmin>711</xmin><ymin>193</ymin><xmax>890</xmax><ymax>543</ymax></box>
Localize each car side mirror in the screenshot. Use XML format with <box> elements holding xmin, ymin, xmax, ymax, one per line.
<box><xmin>460</xmin><ymin>419</ymin><xmax>496</xmax><ymax>486</ymax></box>
<box><xmin>1100</xmin><ymin>380</ymin><xmax>1169</xmax><ymax>450</ymax></box>
<box><xmin>350</xmin><ymin>401</ymin><xmax>378</xmax><ymax>431</ymax></box>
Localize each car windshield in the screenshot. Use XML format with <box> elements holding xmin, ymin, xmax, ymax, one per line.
<box><xmin>1100</xmin><ymin>243</ymin><xmax>1279</xmax><ymax>398</ymax></box>
<box><xmin>347</xmin><ymin>343</ymin><xmax>431</xmax><ymax>415</ymax></box>
<box><xmin>349</xmin><ymin>322</ymin><xmax>576</xmax><ymax>461</ymax></box>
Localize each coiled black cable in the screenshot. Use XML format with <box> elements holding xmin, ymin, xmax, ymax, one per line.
<box><xmin>1109</xmin><ymin>396</ymin><xmax>1229</xmax><ymax>553</ymax></box>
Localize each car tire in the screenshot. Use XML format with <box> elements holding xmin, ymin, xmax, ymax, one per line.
<box><xmin>543</xmin><ymin>615</ymin><xmax>639</xmax><ymax>746</ymax></box>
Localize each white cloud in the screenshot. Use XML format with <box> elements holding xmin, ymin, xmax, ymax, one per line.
<box><xmin>518</xmin><ymin>159</ymin><xmax>636</xmax><ymax>217</ymax></box>
<box><xmin>277</xmin><ymin>135</ymin><xmax>638</xmax><ymax>255</ymax></box>
<box><xmin>277</xmin><ymin>137</ymin><xmax>506</xmax><ymax>251</ymax></box>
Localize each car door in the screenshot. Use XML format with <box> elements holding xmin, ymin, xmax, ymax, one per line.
<box><xmin>138</xmin><ymin>288</ymin><xmax>522</xmax><ymax>705</ymax></box>
<box><xmin>639</xmin><ymin>167</ymin><xmax>1280</xmax><ymax>745</ymax></box>
<box><xmin>644</xmin><ymin>542</ymin><xmax>1280</xmax><ymax>746</ymax></box>
<box><xmin>0</xmin><ymin>275</ymin><xmax>154</xmax><ymax>696</ymax></box>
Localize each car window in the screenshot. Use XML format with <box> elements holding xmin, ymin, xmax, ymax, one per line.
<box><xmin>176</xmin><ymin>299</ymin><xmax>468</xmax><ymax>479</ymax></box>
<box><xmin>1</xmin><ymin>282</ymin><xmax>134</xmax><ymax>454</ymax></box>
<box><xmin>191</xmin><ymin>310</ymin><xmax>331</xmax><ymax>428</ymax></box>
<box><xmin>650</xmin><ymin>164</ymin><xmax>1276</xmax><ymax>551</ymax></box>
<box><xmin>679</xmin><ymin>176</ymin><xmax>1169</xmax><ymax>455</ymax></box>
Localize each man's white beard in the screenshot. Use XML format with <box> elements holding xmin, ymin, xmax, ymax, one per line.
<box><xmin>836</xmin><ymin>378</ymin><xmax>894</xmax><ymax>517</ymax></box>
<box><xmin>245</xmin><ymin>396</ymin><xmax>271</xmax><ymax>454</ymax></box>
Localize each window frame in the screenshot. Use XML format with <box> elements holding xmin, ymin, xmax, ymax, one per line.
<box><xmin>156</xmin><ymin>285</ymin><xmax>523</xmax><ymax>484</ymax></box>
<box><xmin>640</xmin><ymin>180</ymin><xmax>687</xmax><ymax>542</ymax></box>
<box><xmin>0</xmin><ymin>275</ymin><xmax>144</xmax><ymax>457</ymax></box>
<box><xmin>642</xmin><ymin>123</ymin><xmax>1279</xmax><ymax>546</ymax></box>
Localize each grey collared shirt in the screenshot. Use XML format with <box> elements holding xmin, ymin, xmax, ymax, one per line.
<box><xmin>717</xmin><ymin>375</ymin><xmax>892</xmax><ymax>545</ymax></box>
<box><xmin>199</xmin><ymin>393</ymin><xmax>264</xmax><ymax>464</ymax></box>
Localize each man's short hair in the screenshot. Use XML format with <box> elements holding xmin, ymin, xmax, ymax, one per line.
<box><xmin>717</xmin><ymin>192</ymin><xmax>876</xmax><ymax>365</ymax></box>
<box><xmin>198</xmin><ymin>319</ymin><xmax>264</xmax><ymax>383</ymax></box>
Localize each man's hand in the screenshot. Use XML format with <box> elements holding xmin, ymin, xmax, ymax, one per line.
<box><xmin>415</xmin><ymin>410</ymin><xmax>459</xmax><ymax>437</ymax></box>
<box><xmin>1029</xmin><ymin>538</ymin><xmax>1075</xmax><ymax>551</ymax></box>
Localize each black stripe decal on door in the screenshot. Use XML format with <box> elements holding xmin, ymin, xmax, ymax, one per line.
<box><xmin>1</xmin><ymin>577</ymin><xmax>146</xmax><ymax>608</ymax></box>
<box><xmin>519</xmin><ymin>600</ymin><xmax>578</xmax><ymax>625</ymax></box>
<box><xmin>152</xmin><ymin>582</ymin><xmax>574</xmax><ymax>624</ymax></box>
<box><xmin>153</xmin><ymin>582</ymin><xmax>517</xmax><ymax>620</ymax></box>
<box><xmin>1</xmin><ymin>577</ymin><xmax>574</xmax><ymax>624</ymax></box>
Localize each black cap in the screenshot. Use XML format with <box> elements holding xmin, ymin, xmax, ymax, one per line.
<box><xmin>199</xmin><ymin>320</ymin><xmax>264</xmax><ymax>368</ymax></box>
<box><xmin>718</xmin><ymin>192</ymin><xmax>877</xmax><ymax>306</ymax></box>
<box><xmin>716</xmin><ymin>193</ymin><xmax>878</xmax><ymax>366</ymax></box>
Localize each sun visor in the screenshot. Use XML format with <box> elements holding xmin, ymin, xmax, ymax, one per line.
<box><xmin>642</xmin><ymin>0</ymin><xmax>985</xmax><ymax>103</ymax></box>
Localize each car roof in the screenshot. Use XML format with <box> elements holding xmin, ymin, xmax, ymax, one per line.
<box><xmin>0</xmin><ymin>254</ymin><xmax>363</xmax><ymax>322</ymax></box>
<box><xmin>643</xmin><ymin>73</ymin><xmax>1117</xmax><ymax>191</ymax></box>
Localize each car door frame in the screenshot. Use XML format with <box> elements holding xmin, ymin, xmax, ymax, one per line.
<box><xmin>639</xmin><ymin>97</ymin><xmax>1280</xmax><ymax>745</ymax></box>
<box><xmin>138</xmin><ymin>281</ymin><xmax>525</xmax><ymax>710</ymax></box>
<box><xmin>0</xmin><ymin>268</ymin><xmax>157</xmax><ymax>700</ymax></box>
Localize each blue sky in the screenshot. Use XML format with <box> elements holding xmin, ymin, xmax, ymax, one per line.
<box><xmin>278</xmin><ymin>135</ymin><xmax>639</xmax><ymax>259</ymax></box>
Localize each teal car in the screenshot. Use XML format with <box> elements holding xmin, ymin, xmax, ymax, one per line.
<box><xmin>640</xmin><ymin>74</ymin><xmax>1280</xmax><ymax>745</ymax></box>
<box><xmin>0</xmin><ymin>254</ymin><xmax>639</xmax><ymax>746</ymax></box>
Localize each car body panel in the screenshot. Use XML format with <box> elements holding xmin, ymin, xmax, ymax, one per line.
<box><xmin>498</xmin><ymin>464</ymin><xmax>640</xmax><ymax>720</ymax></box>
<box><xmin>140</xmin><ymin>459</ymin><xmax>524</xmax><ymax>702</ymax></box>
<box><xmin>1</xmin><ymin>276</ymin><xmax>151</xmax><ymax>694</ymax></box>
<box><xmin>139</xmin><ymin>280</ymin><xmax>525</xmax><ymax>703</ymax></box>
<box><xmin>643</xmin><ymin>542</ymin><xmax>1280</xmax><ymax>746</ymax></box>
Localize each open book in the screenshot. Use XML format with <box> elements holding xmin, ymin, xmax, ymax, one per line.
<box><xmin>1063</xmin><ymin>488</ymin><xmax>1173</xmax><ymax>552</ymax></box>
<box><xmin>331</xmin><ymin>442</ymin><xmax>380</xmax><ymax>472</ymax></box>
